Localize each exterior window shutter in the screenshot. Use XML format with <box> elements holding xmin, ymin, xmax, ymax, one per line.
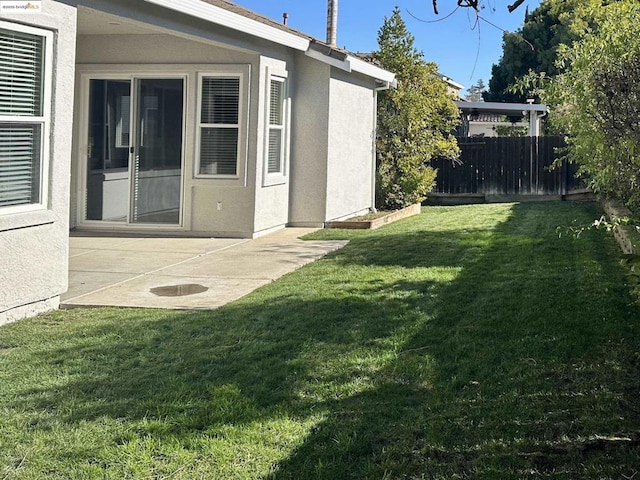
<box><xmin>0</xmin><ymin>27</ymin><xmax>45</xmax><ymax>208</ymax></box>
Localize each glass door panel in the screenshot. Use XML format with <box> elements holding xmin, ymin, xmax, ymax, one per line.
<box><xmin>86</xmin><ymin>79</ymin><xmax>131</xmax><ymax>222</ymax></box>
<box><xmin>84</xmin><ymin>77</ymin><xmax>184</xmax><ymax>225</ymax></box>
<box><xmin>130</xmin><ymin>78</ymin><xmax>184</xmax><ymax>225</ymax></box>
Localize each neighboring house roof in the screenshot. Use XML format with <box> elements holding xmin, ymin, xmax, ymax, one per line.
<box><xmin>143</xmin><ymin>0</ymin><xmax>395</xmax><ymax>85</ymax></box>
<box><xmin>434</xmin><ymin>72</ymin><xmax>464</xmax><ymax>91</ymax></box>
<box><xmin>456</xmin><ymin>101</ymin><xmax>548</xmax><ymax>115</ymax></box>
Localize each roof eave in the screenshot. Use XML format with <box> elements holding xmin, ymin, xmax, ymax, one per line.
<box><xmin>348</xmin><ymin>55</ymin><xmax>396</xmax><ymax>84</ymax></box>
<box><xmin>142</xmin><ymin>0</ymin><xmax>396</xmax><ymax>83</ymax></box>
<box><xmin>305</xmin><ymin>48</ymin><xmax>395</xmax><ymax>84</ymax></box>
<box><xmin>143</xmin><ymin>0</ymin><xmax>310</xmax><ymax>51</ymax></box>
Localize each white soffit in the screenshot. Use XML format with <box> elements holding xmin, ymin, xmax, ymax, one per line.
<box><xmin>143</xmin><ymin>0</ymin><xmax>310</xmax><ymax>51</ymax></box>
<box><xmin>348</xmin><ymin>55</ymin><xmax>395</xmax><ymax>83</ymax></box>
<box><xmin>306</xmin><ymin>49</ymin><xmax>396</xmax><ymax>84</ymax></box>
<box><xmin>305</xmin><ymin>48</ymin><xmax>350</xmax><ymax>72</ymax></box>
<box><xmin>143</xmin><ymin>0</ymin><xmax>395</xmax><ymax>83</ymax></box>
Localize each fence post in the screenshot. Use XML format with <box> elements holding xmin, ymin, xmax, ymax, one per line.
<box><xmin>528</xmin><ymin>137</ymin><xmax>534</xmax><ymax>194</ymax></box>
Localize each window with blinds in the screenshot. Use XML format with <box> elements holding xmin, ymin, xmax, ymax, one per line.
<box><xmin>266</xmin><ymin>78</ymin><xmax>286</xmax><ymax>178</ymax></box>
<box><xmin>0</xmin><ymin>24</ymin><xmax>48</xmax><ymax>211</ymax></box>
<box><xmin>198</xmin><ymin>76</ymin><xmax>240</xmax><ymax>176</ymax></box>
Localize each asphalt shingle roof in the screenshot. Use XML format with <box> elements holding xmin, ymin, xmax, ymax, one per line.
<box><xmin>199</xmin><ymin>0</ymin><xmax>354</xmax><ymax>57</ymax></box>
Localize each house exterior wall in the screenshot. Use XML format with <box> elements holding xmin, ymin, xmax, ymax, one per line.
<box><xmin>73</xmin><ymin>33</ymin><xmax>297</xmax><ymax>237</ymax></box>
<box><xmin>252</xmin><ymin>56</ymin><xmax>291</xmax><ymax>235</ymax></box>
<box><xmin>325</xmin><ymin>69</ymin><xmax>376</xmax><ymax>221</ymax></box>
<box><xmin>0</xmin><ymin>0</ymin><xmax>77</xmax><ymax>324</ymax></box>
<box><xmin>288</xmin><ymin>54</ymin><xmax>330</xmax><ymax>227</ymax></box>
<box><xmin>70</xmin><ymin>1</ymin><xmax>389</xmax><ymax>236</ymax></box>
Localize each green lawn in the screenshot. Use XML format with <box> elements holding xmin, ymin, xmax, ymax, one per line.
<box><xmin>1</xmin><ymin>202</ymin><xmax>639</xmax><ymax>479</ymax></box>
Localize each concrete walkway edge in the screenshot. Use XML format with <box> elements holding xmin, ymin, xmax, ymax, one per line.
<box><xmin>63</xmin><ymin>228</ymin><xmax>347</xmax><ymax>310</ymax></box>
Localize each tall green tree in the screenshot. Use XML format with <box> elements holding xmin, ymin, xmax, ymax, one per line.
<box><xmin>374</xmin><ymin>7</ymin><xmax>459</xmax><ymax>210</ymax></box>
<box><xmin>539</xmin><ymin>0</ymin><xmax>640</xmax><ymax>213</ymax></box>
<box><xmin>485</xmin><ymin>0</ymin><xmax>605</xmax><ymax>102</ymax></box>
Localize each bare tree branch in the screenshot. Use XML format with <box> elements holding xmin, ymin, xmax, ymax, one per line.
<box><xmin>432</xmin><ymin>0</ymin><xmax>525</xmax><ymax>14</ymax></box>
<box><xmin>508</xmin><ymin>0</ymin><xmax>526</xmax><ymax>13</ymax></box>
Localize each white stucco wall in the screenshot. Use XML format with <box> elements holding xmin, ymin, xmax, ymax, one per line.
<box><xmin>75</xmin><ymin>33</ymin><xmax>255</xmax><ymax>65</ymax></box>
<box><xmin>288</xmin><ymin>55</ymin><xmax>330</xmax><ymax>227</ymax></box>
<box><xmin>325</xmin><ymin>69</ymin><xmax>377</xmax><ymax>221</ymax></box>
<box><xmin>252</xmin><ymin>56</ymin><xmax>291</xmax><ymax>235</ymax></box>
<box><xmin>74</xmin><ymin>34</ymin><xmax>262</xmax><ymax>237</ymax></box>
<box><xmin>70</xmin><ymin>0</ymin><xmax>385</xmax><ymax>236</ymax></box>
<box><xmin>73</xmin><ymin>29</ymin><xmax>296</xmax><ymax>237</ymax></box>
<box><xmin>0</xmin><ymin>0</ymin><xmax>77</xmax><ymax>324</ymax></box>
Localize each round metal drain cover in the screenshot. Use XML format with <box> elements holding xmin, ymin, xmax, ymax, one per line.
<box><xmin>150</xmin><ymin>284</ymin><xmax>209</xmax><ymax>297</ymax></box>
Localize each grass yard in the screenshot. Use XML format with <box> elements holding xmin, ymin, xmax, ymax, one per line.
<box><xmin>1</xmin><ymin>202</ymin><xmax>639</xmax><ymax>479</ymax></box>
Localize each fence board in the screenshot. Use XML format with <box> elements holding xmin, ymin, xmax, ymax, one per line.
<box><xmin>431</xmin><ymin>136</ymin><xmax>579</xmax><ymax>196</ymax></box>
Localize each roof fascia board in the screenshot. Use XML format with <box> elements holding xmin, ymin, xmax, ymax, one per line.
<box><xmin>306</xmin><ymin>50</ymin><xmax>396</xmax><ymax>85</ymax></box>
<box><xmin>305</xmin><ymin>48</ymin><xmax>351</xmax><ymax>72</ymax></box>
<box><xmin>143</xmin><ymin>0</ymin><xmax>395</xmax><ymax>83</ymax></box>
<box><xmin>143</xmin><ymin>0</ymin><xmax>310</xmax><ymax>51</ymax></box>
<box><xmin>445</xmin><ymin>79</ymin><xmax>465</xmax><ymax>90</ymax></box>
<box><xmin>347</xmin><ymin>55</ymin><xmax>396</xmax><ymax>83</ymax></box>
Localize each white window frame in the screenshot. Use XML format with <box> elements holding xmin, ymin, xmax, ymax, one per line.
<box><xmin>262</xmin><ymin>69</ymin><xmax>289</xmax><ymax>187</ymax></box>
<box><xmin>195</xmin><ymin>69</ymin><xmax>248</xmax><ymax>180</ymax></box>
<box><xmin>0</xmin><ymin>20</ymin><xmax>53</xmax><ymax>215</ymax></box>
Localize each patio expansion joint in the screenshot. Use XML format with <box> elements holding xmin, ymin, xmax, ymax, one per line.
<box><xmin>62</xmin><ymin>238</ymin><xmax>252</xmax><ymax>304</ymax></box>
<box><xmin>67</xmin><ymin>237</ymin><xmax>148</xmax><ymax>258</ymax></box>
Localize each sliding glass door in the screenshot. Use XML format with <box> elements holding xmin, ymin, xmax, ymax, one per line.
<box><xmin>85</xmin><ymin>77</ymin><xmax>184</xmax><ymax>226</ymax></box>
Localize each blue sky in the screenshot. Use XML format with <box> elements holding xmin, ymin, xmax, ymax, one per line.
<box><xmin>232</xmin><ymin>0</ymin><xmax>542</xmax><ymax>92</ymax></box>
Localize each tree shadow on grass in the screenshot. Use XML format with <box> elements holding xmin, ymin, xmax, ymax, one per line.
<box><xmin>266</xmin><ymin>202</ymin><xmax>640</xmax><ymax>479</ymax></box>
<box><xmin>4</xmin><ymin>202</ymin><xmax>640</xmax><ymax>478</ymax></box>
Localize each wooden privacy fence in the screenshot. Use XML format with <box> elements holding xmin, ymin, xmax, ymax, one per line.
<box><xmin>430</xmin><ymin>136</ymin><xmax>581</xmax><ymax>196</ymax></box>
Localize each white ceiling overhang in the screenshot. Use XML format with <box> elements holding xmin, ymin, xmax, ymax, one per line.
<box><xmin>79</xmin><ymin>0</ymin><xmax>395</xmax><ymax>84</ymax></box>
<box><xmin>143</xmin><ymin>0</ymin><xmax>309</xmax><ymax>51</ymax></box>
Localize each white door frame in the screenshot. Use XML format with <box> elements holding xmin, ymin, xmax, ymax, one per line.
<box><xmin>75</xmin><ymin>67</ymin><xmax>188</xmax><ymax>231</ymax></box>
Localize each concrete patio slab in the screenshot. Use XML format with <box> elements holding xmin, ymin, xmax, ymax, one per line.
<box><xmin>70</xmin><ymin>249</ymin><xmax>197</xmax><ymax>274</ymax></box>
<box><xmin>68</xmin><ymin>236</ymin><xmax>143</xmax><ymax>250</ymax></box>
<box><xmin>64</xmin><ymin>271</ymin><xmax>139</xmax><ymax>300</ymax></box>
<box><xmin>62</xmin><ymin>228</ymin><xmax>347</xmax><ymax>310</ymax></box>
<box><xmin>66</xmin><ymin>275</ymin><xmax>268</xmax><ymax>310</ymax></box>
<box><xmin>94</xmin><ymin>237</ymin><xmax>244</xmax><ymax>254</ymax></box>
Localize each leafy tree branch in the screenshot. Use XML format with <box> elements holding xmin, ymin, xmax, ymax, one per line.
<box><xmin>374</xmin><ymin>7</ymin><xmax>460</xmax><ymax>209</ymax></box>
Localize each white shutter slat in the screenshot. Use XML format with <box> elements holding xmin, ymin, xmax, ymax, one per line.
<box><xmin>199</xmin><ymin>77</ymin><xmax>240</xmax><ymax>176</ymax></box>
<box><xmin>0</xmin><ymin>27</ymin><xmax>43</xmax><ymax>117</ymax></box>
<box><xmin>267</xmin><ymin>129</ymin><xmax>282</xmax><ymax>174</ymax></box>
<box><xmin>269</xmin><ymin>80</ymin><xmax>283</xmax><ymax>126</ymax></box>
<box><xmin>201</xmin><ymin>77</ymin><xmax>239</xmax><ymax>125</ymax></box>
<box><xmin>267</xmin><ymin>79</ymin><xmax>285</xmax><ymax>174</ymax></box>
<box><xmin>0</xmin><ymin>124</ymin><xmax>41</xmax><ymax>207</ymax></box>
<box><xmin>199</xmin><ymin>127</ymin><xmax>238</xmax><ymax>175</ymax></box>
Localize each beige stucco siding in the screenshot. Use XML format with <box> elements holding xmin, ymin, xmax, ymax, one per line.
<box><xmin>288</xmin><ymin>55</ymin><xmax>330</xmax><ymax>227</ymax></box>
<box><xmin>74</xmin><ymin>34</ymin><xmax>261</xmax><ymax>237</ymax></box>
<box><xmin>252</xmin><ymin>56</ymin><xmax>291</xmax><ymax>235</ymax></box>
<box><xmin>325</xmin><ymin>70</ymin><xmax>376</xmax><ymax>221</ymax></box>
<box><xmin>75</xmin><ymin>33</ymin><xmax>256</xmax><ymax>65</ymax></box>
<box><xmin>73</xmin><ymin>33</ymin><xmax>297</xmax><ymax>237</ymax></box>
<box><xmin>0</xmin><ymin>0</ymin><xmax>77</xmax><ymax>324</ymax></box>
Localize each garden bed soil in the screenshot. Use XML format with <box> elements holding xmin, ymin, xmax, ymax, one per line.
<box><xmin>325</xmin><ymin>203</ymin><xmax>421</xmax><ymax>230</ymax></box>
